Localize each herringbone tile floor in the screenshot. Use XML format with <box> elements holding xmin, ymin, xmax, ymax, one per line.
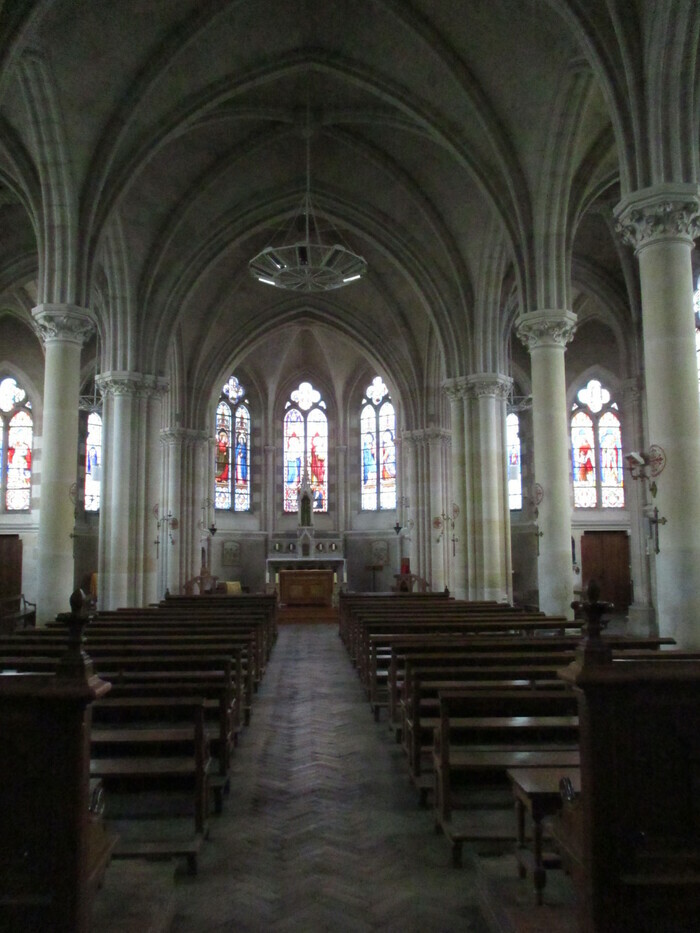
<box><xmin>166</xmin><ymin>623</ymin><xmax>492</xmax><ymax>933</ymax></box>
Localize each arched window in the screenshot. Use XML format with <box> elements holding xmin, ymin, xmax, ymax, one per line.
<box><xmin>0</xmin><ymin>376</ymin><xmax>33</xmax><ymax>511</ymax></box>
<box><xmin>215</xmin><ymin>375</ymin><xmax>250</xmax><ymax>511</ymax></box>
<box><xmin>506</xmin><ymin>412</ymin><xmax>522</xmax><ymax>510</ymax></box>
<box><xmin>571</xmin><ymin>378</ymin><xmax>624</xmax><ymax>509</ymax></box>
<box><xmin>360</xmin><ymin>376</ymin><xmax>396</xmax><ymax>511</ymax></box>
<box><xmin>84</xmin><ymin>411</ymin><xmax>102</xmax><ymax>512</ymax></box>
<box><xmin>284</xmin><ymin>380</ymin><xmax>327</xmax><ymax>513</ymax></box>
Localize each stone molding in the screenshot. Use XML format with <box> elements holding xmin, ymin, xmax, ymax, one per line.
<box><xmin>614</xmin><ymin>185</ymin><xmax>700</xmax><ymax>252</ymax></box>
<box><xmin>466</xmin><ymin>373</ymin><xmax>513</xmax><ymax>400</ymax></box>
<box><xmin>31</xmin><ymin>303</ymin><xmax>95</xmax><ymax>347</ymax></box>
<box><xmin>516</xmin><ymin>310</ymin><xmax>577</xmax><ymax>351</ymax></box>
<box><xmin>97</xmin><ymin>371</ymin><xmax>169</xmax><ymax>399</ymax></box>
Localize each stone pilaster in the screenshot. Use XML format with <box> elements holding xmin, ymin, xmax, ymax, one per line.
<box><xmin>615</xmin><ymin>185</ymin><xmax>700</xmax><ymax>647</ymax></box>
<box><xmin>31</xmin><ymin>303</ymin><xmax>95</xmax><ymax>622</ymax></box>
<box><xmin>516</xmin><ymin>310</ymin><xmax>577</xmax><ymax>617</ymax></box>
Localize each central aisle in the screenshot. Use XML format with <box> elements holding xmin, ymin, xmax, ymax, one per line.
<box><xmin>168</xmin><ymin>623</ymin><xmax>491</xmax><ymax>932</ymax></box>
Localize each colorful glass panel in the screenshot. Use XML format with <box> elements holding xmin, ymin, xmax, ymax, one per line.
<box><xmin>284</xmin><ymin>408</ymin><xmax>304</xmax><ymax>512</ymax></box>
<box><xmin>6</xmin><ymin>410</ymin><xmax>32</xmax><ymax>510</ymax></box>
<box><xmin>233</xmin><ymin>404</ymin><xmax>251</xmax><ymax>511</ymax></box>
<box><xmin>307</xmin><ymin>408</ymin><xmax>328</xmax><ymax>512</ymax></box>
<box><xmin>360</xmin><ymin>379</ymin><xmax>396</xmax><ymax>510</ymax></box>
<box><xmin>506</xmin><ymin>412</ymin><xmax>522</xmax><ymax>510</ymax></box>
<box><xmin>378</xmin><ymin>401</ymin><xmax>396</xmax><ymax>510</ymax></box>
<box><xmin>215</xmin><ymin>400</ymin><xmax>232</xmax><ymax>509</ymax></box>
<box><xmin>223</xmin><ymin>375</ymin><xmax>244</xmax><ymax>404</ymax></box>
<box><xmin>571</xmin><ymin>410</ymin><xmax>596</xmax><ymax>507</ymax></box>
<box><xmin>84</xmin><ymin>412</ymin><xmax>102</xmax><ymax>512</ymax></box>
<box><xmin>360</xmin><ymin>404</ymin><xmax>377</xmax><ymax>509</ymax></box>
<box><xmin>599</xmin><ymin>410</ymin><xmax>624</xmax><ymax>508</ymax></box>
<box><xmin>0</xmin><ymin>377</ymin><xmax>25</xmax><ymax>412</ymax></box>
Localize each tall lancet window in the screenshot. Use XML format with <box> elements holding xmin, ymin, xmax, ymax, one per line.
<box><xmin>360</xmin><ymin>376</ymin><xmax>396</xmax><ymax>510</ymax></box>
<box><xmin>0</xmin><ymin>376</ymin><xmax>33</xmax><ymax>511</ymax></box>
<box><xmin>506</xmin><ymin>412</ymin><xmax>522</xmax><ymax>510</ymax></box>
<box><xmin>84</xmin><ymin>411</ymin><xmax>102</xmax><ymax>511</ymax></box>
<box><xmin>283</xmin><ymin>380</ymin><xmax>328</xmax><ymax>513</ymax></box>
<box><xmin>571</xmin><ymin>378</ymin><xmax>624</xmax><ymax>508</ymax></box>
<box><xmin>215</xmin><ymin>375</ymin><xmax>251</xmax><ymax>511</ymax></box>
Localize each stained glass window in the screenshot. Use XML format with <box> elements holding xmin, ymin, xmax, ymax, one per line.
<box><xmin>360</xmin><ymin>377</ymin><xmax>396</xmax><ymax>511</ymax></box>
<box><xmin>571</xmin><ymin>378</ymin><xmax>624</xmax><ymax>509</ymax></box>
<box><xmin>506</xmin><ymin>412</ymin><xmax>522</xmax><ymax>510</ymax></box>
<box><xmin>283</xmin><ymin>381</ymin><xmax>328</xmax><ymax>512</ymax></box>
<box><xmin>215</xmin><ymin>376</ymin><xmax>250</xmax><ymax>511</ymax></box>
<box><xmin>0</xmin><ymin>377</ymin><xmax>33</xmax><ymax>511</ymax></box>
<box><xmin>84</xmin><ymin>411</ymin><xmax>102</xmax><ymax>512</ymax></box>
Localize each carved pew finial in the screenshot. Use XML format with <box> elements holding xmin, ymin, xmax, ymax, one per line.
<box><xmin>571</xmin><ymin>579</ymin><xmax>614</xmax><ymax>667</ymax></box>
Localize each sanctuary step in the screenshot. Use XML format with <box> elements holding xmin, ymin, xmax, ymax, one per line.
<box><xmin>276</xmin><ymin>604</ymin><xmax>339</xmax><ymax>624</ymax></box>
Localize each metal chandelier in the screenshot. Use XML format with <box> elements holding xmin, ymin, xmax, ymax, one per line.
<box><xmin>249</xmin><ymin>128</ymin><xmax>367</xmax><ymax>293</ymax></box>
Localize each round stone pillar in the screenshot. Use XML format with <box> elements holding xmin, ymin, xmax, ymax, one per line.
<box><xmin>32</xmin><ymin>303</ymin><xmax>95</xmax><ymax>622</ymax></box>
<box><xmin>467</xmin><ymin>374</ymin><xmax>513</xmax><ymax>603</ymax></box>
<box><xmin>516</xmin><ymin>310</ymin><xmax>577</xmax><ymax>618</ymax></box>
<box><xmin>443</xmin><ymin>378</ymin><xmax>470</xmax><ymax>599</ymax></box>
<box><xmin>615</xmin><ymin>187</ymin><xmax>700</xmax><ymax>647</ymax></box>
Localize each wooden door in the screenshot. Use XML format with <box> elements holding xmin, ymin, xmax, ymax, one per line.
<box><xmin>0</xmin><ymin>534</ymin><xmax>22</xmax><ymax>599</ymax></box>
<box><xmin>581</xmin><ymin>531</ymin><xmax>631</xmax><ymax>611</ymax></box>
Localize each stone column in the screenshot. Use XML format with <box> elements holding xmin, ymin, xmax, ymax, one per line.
<box><xmin>467</xmin><ymin>374</ymin><xmax>513</xmax><ymax>603</ymax></box>
<box><xmin>615</xmin><ymin>186</ymin><xmax>700</xmax><ymax>647</ymax></box>
<box><xmin>96</xmin><ymin>372</ymin><xmax>168</xmax><ymax>609</ymax></box>
<box><xmin>516</xmin><ymin>310</ymin><xmax>577</xmax><ymax>617</ymax></box>
<box><xmin>263</xmin><ymin>444</ymin><xmax>275</xmax><ymax>534</ymax></box>
<box><xmin>443</xmin><ymin>378</ymin><xmax>469</xmax><ymax>599</ymax></box>
<box><xmin>32</xmin><ymin>303</ymin><xmax>95</xmax><ymax>622</ymax></box>
<box><xmin>160</xmin><ymin>428</ymin><xmax>185</xmax><ymax>595</ymax></box>
<box><xmin>620</xmin><ymin>377</ymin><xmax>655</xmax><ymax>634</ymax></box>
<box><xmin>427</xmin><ymin>429</ymin><xmax>449</xmax><ymax>592</ymax></box>
<box><xmin>336</xmin><ymin>444</ymin><xmax>347</xmax><ymax>533</ymax></box>
<box><xmin>401</xmin><ymin>431</ymin><xmax>420</xmax><ymax>578</ymax></box>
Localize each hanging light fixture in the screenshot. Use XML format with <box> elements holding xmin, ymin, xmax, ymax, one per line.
<box><xmin>249</xmin><ymin>120</ymin><xmax>367</xmax><ymax>292</ymax></box>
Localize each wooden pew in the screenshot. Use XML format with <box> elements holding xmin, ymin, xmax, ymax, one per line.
<box><xmin>90</xmin><ymin>699</ymin><xmax>211</xmax><ymax>875</ymax></box>
<box><xmin>401</xmin><ymin>663</ymin><xmax>570</xmax><ymax>789</ymax></box>
<box><xmin>366</xmin><ymin>632</ymin><xmax>674</xmax><ymax>722</ymax></box>
<box><xmin>432</xmin><ymin>687</ymin><xmax>581</xmax><ymax>866</ymax></box>
<box><xmin>552</xmin><ymin>655</ymin><xmax>700</xmax><ymax>932</ymax></box>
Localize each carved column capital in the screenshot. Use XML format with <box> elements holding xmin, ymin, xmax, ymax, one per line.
<box><xmin>160</xmin><ymin>427</ymin><xmax>207</xmax><ymax>448</ymax></box>
<box><xmin>516</xmin><ymin>310</ymin><xmax>577</xmax><ymax>351</ymax></box>
<box><xmin>614</xmin><ymin>185</ymin><xmax>700</xmax><ymax>252</ymax></box>
<box><xmin>97</xmin><ymin>371</ymin><xmax>169</xmax><ymax>399</ymax></box>
<box><xmin>465</xmin><ymin>373</ymin><xmax>513</xmax><ymax>400</ymax></box>
<box><xmin>32</xmin><ymin>303</ymin><xmax>95</xmax><ymax>347</ymax></box>
<box><xmin>442</xmin><ymin>376</ymin><xmax>471</xmax><ymax>403</ymax></box>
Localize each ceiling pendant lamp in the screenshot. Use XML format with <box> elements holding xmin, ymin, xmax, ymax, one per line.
<box><xmin>249</xmin><ymin>125</ymin><xmax>367</xmax><ymax>292</ymax></box>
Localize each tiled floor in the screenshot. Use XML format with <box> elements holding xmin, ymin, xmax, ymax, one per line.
<box><xmin>94</xmin><ymin>622</ymin><xmax>494</xmax><ymax>932</ymax></box>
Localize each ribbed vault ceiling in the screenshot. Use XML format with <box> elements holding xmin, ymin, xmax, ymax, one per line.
<box><xmin>0</xmin><ymin>0</ymin><xmax>638</xmax><ymax>417</ymax></box>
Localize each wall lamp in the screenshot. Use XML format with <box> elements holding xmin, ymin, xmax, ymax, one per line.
<box><xmin>625</xmin><ymin>446</ymin><xmax>668</xmax><ymax>553</ymax></box>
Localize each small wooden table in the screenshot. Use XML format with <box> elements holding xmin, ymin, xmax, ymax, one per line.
<box><xmin>507</xmin><ymin>766</ymin><xmax>581</xmax><ymax>905</ymax></box>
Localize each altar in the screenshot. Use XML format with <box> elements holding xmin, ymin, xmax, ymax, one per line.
<box><xmin>266</xmin><ymin>556</ymin><xmax>346</xmax><ymax>586</ymax></box>
<box><xmin>278</xmin><ymin>569</ymin><xmax>335</xmax><ymax>607</ymax></box>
